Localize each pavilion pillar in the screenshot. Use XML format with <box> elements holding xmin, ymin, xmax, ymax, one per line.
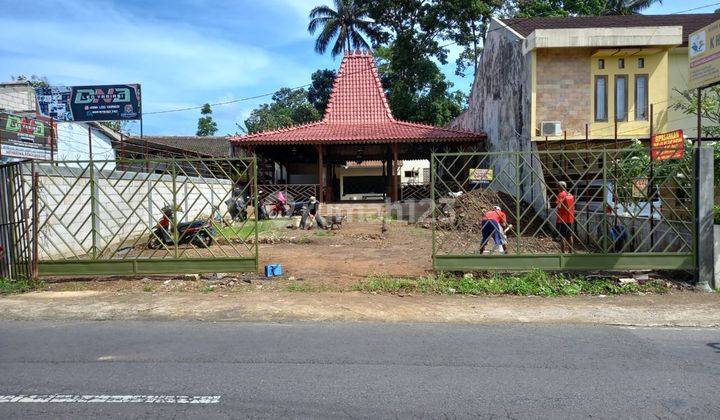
<box><xmin>391</xmin><ymin>143</ymin><xmax>399</xmax><ymax>202</ymax></box>
<box><xmin>316</xmin><ymin>144</ymin><xmax>324</xmax><ymax>201</ymax></box>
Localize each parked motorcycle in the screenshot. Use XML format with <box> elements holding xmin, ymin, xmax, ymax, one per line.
<box><xmin>148</xmin><ymin>206</ymin><xmax>215</xmax><ymax>249</ymax></box>
<box><xmin>265</xmin><ymin>191</ymin><xmax>290</xmax><ymax>218</ymax></box>
<box><xmin>226</xmin><ymin>194</ymin><xmax>250</xmax><ymax>222</ymax></box>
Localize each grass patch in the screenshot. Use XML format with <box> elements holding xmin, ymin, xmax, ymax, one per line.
<box><xmin>199</xmin><ymin>284</ymin><xmax>216</xmax><ymax>293</ymax></box>
<box><xmin>214</xmin><ymin>220</ymin><xmax>278</xmax><ymax>239</ymax></box>
<box><xmin>286</xmin><ymin>282</ymin><xmax>323</xmax><ymax>292</ymax></box>
<box><xmin>352</xmin><ymin>269</ymin><xmax>670</xmax><ymax>296</ymax></box>
<box><xmin>0</xmin><ymin>277</ymin><xmax>38</xmax><ymax>295</ymax></box>
<box><xmin>142</xmin><ymin>283</ymin><xmax>156</xmax><ymax>293</ymax></box>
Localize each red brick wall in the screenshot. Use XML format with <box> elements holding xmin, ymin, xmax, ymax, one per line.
<box><xmin>535</xmin><ymin>48</ymin><xmax>593</xmax><ymax>137</ymax></box>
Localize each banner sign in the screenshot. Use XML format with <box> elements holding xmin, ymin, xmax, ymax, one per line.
<box><xmin>36</xmin><ymin>84</ymin><xmax>141</xmax><ymax>121</ymax></box>
<box><xmin>35</xmin><ymin>86</ymin><xmax>73</xmax><ymax>121</ymax></box>
<box><xmin>651</xmin><ymin>130</ymin><xmax>684</xmax><ymax>161</ymax></box>
<box><xmin>689</xmin><ymin>18</ymin><xmax>720</xmax><ymax>89</ymax></box>
<box><xmin>0</xmin><ymin>112</ymin><xmax>53</xmax><ymax>160</ymax></box>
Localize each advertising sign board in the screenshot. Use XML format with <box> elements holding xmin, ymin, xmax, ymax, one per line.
<box><xmin>36</xmin><ymin>84</ymin><xmax>142</xmax><ymax>121</ymax></box>
<box><xmin>651</xmin><ymin>130</ymin><xmax>684</xmax><ymax>161</ymax></box>
<box><xmin>0</xmin><ymin>112</ymin><xmax>53</xmax><ymax>160</ymax></box>
<box><xmin>689</xmin><ymin>18</ymin><xmax>720</xmax><ymax>89</ymax></box>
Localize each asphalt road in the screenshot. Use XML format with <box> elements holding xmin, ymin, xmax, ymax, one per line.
<box><xmin>0</xmin><ymin>321</ymin><xmax>718</xmax><ymax>419</ymax></box>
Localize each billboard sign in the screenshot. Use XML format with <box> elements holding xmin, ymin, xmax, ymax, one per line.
<box><xmin>35</xmin><ymin>85</ymin><xmax>73</xmax><ymax>121</ymax></box>
<box><xmin>0</xmin><ymin>112</ymin><xmax>53</xmax><ymax>160</ymax></box>
<box><xmin>36</xmin><ymin>84</ymin><xmax>141</xmax><ymax>121</ymax></box>
<box><xmin>651</xmin><ymin>130</ymin><xmax>684</xmax><ymax>161</ymax></box>
<box><xmin>689</xmin><ymin>18</ymin><xmax>720</xmax><ymax>89</ymax></box>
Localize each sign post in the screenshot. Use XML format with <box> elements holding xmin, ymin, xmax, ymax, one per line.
<box><xmin>688</xmin><ymin>18</ymin><xmax>720</xmax><ymax>291</ymax></box>
<box><xmin>0</xmin><ymin>113</ymin><xmax>53</xmax><ymax>161</ymax></box>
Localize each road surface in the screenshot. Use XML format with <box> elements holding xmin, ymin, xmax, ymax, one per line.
<box><xmin>0</xmin><ymin>321</ymin><xmax>718</xmax><ymax>418</ymax></box>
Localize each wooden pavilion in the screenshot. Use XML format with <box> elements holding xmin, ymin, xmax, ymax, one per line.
<box><xmin>229</xmin><ymin>51</ymin><xmax>485</xmax><ymax>202</ymax></box>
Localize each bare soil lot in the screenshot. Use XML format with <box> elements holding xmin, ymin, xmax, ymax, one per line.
<box><xmin>44</xmin><ymin>221</ymin><xmax>433</xmax><ymax>293</ymax></box>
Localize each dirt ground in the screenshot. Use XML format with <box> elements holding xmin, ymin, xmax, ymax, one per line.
<box><xmin>259</xmin><ymin>221</ymin><xmax>433</xmax><ymax>286</ymax></box>
<box><xmin>2</xmin><ymin>289</ymin><xmax>719</xmax><ymax>327</ymax></box>
<box><xmin>45</xmin><ymin>220</ymin><xmax>433</xmax><ymax>293</ymax></box>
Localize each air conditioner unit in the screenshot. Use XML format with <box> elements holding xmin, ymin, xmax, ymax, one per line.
<box><xmin>540</xmin><ymin>121</ymin><xmax>562</xmax><ymax>137</ymax></box>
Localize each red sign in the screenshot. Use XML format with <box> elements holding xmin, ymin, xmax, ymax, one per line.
<box><xmin>651</xmin><ymin>130</ymin><xmax>684</xmax><ymax>161</ymax></box>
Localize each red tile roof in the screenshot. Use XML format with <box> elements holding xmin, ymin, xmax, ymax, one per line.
<box><xmin>230</xmin><ymin>51</ymin><xmax>484</xmax><ymax>145</ymax></box>
<box><xmin>503</xmin><ymin>14</ymin><xmax>719</xmax><ymax>46</ymax></box>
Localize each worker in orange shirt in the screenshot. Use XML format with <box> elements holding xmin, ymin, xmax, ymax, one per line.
<box><xmin>479</xmin><ymin>206</ymin><xmax>508</xmax><ymax>254</ymax></box>
<box><xmin>555</xmin><ymin>181</ymin><xmax>575</xmax><ymax>253</ymax></box>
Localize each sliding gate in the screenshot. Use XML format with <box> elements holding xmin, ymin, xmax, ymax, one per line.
<box><xmin>431</xmin><ymin>147</ymin><xmax>695</xmax><ymax>271</ymax></box>
<box><xmin>29</xmin><ymin>157</ymin><xmax>258</xmax><ymax>276</ymax></box>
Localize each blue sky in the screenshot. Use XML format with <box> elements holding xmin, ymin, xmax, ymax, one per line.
<box><xmin>0</xmin><ymin>0</ymin><xmax>717</xmax><ymax>136</ymax></box>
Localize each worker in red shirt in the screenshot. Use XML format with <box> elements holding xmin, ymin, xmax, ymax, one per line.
<box><xmin>479</xmin><ymin>206</ymin><xmax>508</xmax><ymax>254</ymax></box>
<box><xmin>555</xmin><ymin>181</ymin><xmax>575</xmax><ymax>253</ymax></box>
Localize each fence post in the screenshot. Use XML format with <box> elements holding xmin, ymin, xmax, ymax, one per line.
<box><xmin>32</xmin><ymin>169</ymin><xmax>39</xmax><ymax>281</ymax></box>
<box><xmin>88</xmin><ymin>143</ymin><xmax>100</xmax><ymax>260</ymax></box>
<box><xmin>253</xmin><ymin>156</ymin><xmax>259</xmax><ymax>269</ymax></box>
<box><xmin>601</xmin><ymin>150</ymin><xmax>609</xmax><ymax>253</ymax></box>
<box><xmin>171</xmin><ymin>159</ymin><xmax>179</xmax><ymax>259</ymax></box>
<box><xmin>515</xmin><ymin>152</ymin><xmax>521</xmax><ymax>254</ymax></box>
<box><xmin>695</xmin><ymin>145</ymin><xmax>715</xmax><ymax>291</ymax></box>
<box><xmin>430</xmin><ymin>154</ymin><xmax>436</xmax><ymax>259</ymax></box>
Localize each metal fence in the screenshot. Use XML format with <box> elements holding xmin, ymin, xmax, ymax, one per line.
<box><xmin>0</xmin><ymin>160</ymin><xmax>34</xmax><ymax>280</ymax></box>
<box><xmin>401</xmin><ymin>182</ymin><xmax>431</xmax><ymax>201</ymax></box>
<box><xmin>25</xmin><ymin>157</ymin><xmax>258</xmax><ymax>276</ymax></box>
<box><xmin>258</xmin><ymin>184</ymin><xmax>319</xmax><ymax>204</ymax></box>
<box><xmin>431</xmin><ymin>147</ymin><xmax>696</xmax><ymax>271</ymax></box>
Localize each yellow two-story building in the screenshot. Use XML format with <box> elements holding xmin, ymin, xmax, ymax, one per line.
<box><xmin>452</xmin><ymin>13</ymin><xmax>719</xmax><ymax>146</ymax></box>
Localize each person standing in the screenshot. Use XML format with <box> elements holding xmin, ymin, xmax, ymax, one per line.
<box><xmin>555</xmin><ymin>181</ymin><xmax>575</xmax><ymax>253</ymax></box>
<box><xmin>479</xmin><ymin>206</ymin><xmax>508</xmax><ymax>254</ymax></box>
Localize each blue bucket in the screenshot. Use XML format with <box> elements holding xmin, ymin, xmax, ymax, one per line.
<box><xmin>264</xmin><ymin>264</ymin><xmax>284</xmax><ymax>277</ymax></box>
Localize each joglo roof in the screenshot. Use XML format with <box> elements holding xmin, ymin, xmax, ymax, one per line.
<box><xmin>230</xmin><ymin>51</ymin><xmax>484</xmax><ymax>146</ymax></box>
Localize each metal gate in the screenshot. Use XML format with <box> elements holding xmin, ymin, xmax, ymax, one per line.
<box><xmin>27</xmin><ymin>157</ymin><xmax>258</xmax><ymax>276</ymax></box>
<box><xmin>0</xmin><ymin>160</ymin><xmax>34</xmax><ymax>280</ymax></box>
<box><xmin>431</xmin><ymin>147</ymin><xmax>696</xmax><ymax>271</ymax></box>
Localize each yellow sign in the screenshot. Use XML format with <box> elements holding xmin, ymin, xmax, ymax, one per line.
<box><xmin>689</xmin><ymin>18</ymin><xmax>720</xmax><ymax>89</ymax></box>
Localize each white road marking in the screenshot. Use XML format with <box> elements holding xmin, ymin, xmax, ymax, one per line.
<box><xmin>0</xmin><ymin>395</ymin><xmax>220</xmax><ymax>404</ymax></box>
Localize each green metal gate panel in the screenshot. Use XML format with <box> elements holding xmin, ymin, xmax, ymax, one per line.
<box><xmin>30</xmin><ymin>157</ymin><xmax>259</xmax><ymax>276</ymax></box>
<box><xmin>431</xmin><ymin>147</ymin><xmax>695</xmax><ymax>271</ymax></box>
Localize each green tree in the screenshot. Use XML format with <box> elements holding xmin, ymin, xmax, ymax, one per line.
<box><xmin>671</xmin><ymin>87</ymin><xmax>720</xmax><ymax>138</ymax></box>
<box><xmin>308</xmin><ymin>69</ymin><xmax>337</xmax><ymax>114</ymax></box>
<box><xmin>11</xmin><ymin>74</ymin><xmax>49</xmax><ymax>88</ymax></box>
<box><xmin>196</xmin><ymin>103</ymin><xmax>218</xmax><ymax>136</ymax></box>
<box><xmin>601</xmin><ymin>0</ymin><xmax>662</xmax><ymax>15</ymax></box>
<box><xmin>308</xmin><ymin>0</ymin><xmax>378</xmax><ymax>58</ymax></box>
<box><xmin>508</xmin><ymin>0</ymin><xmax>662</xmax><ymax>17</ymax></box>
<box><xmin>242</xmin><ymin>88</ymin><xmax>321</xmax><ymax>134</ymax></box>
<box><xmin>356</xmin><ymin>1</ymin><xmax>467</xmax><ymax>124</ymax></box>
<box><xmin>443</xmin><ymin>0</ymin><xmax>503</xmax><ymax>77</ymax></box>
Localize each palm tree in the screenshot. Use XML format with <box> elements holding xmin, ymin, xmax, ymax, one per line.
<box><xmin>603</xmin><ymin>0</ymin><xmax>662</xmax><ymax>15</ymax></box>
<box><xmin>308</xmin><ymin>0</ymin><xmax>376</xmax><ymax>58</ymax></box>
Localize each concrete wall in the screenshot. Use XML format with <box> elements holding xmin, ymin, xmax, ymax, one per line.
<box><xmin>0</xmin><ymin>83</ymin><xmax>35</xmax><ymax>112</ymax></box>
<box><xmin>715</xmin><ymin>225</ymin><xmax>719</xmax><ymax>288</ymax></box>
<box><xmin>31</xmin><ymin>165</ymin><xmax>231</xmax><ymax>260</ymax></box>
<box><xmin>449</xmin><ymin>19</ymin><xmax>546</xmax><ymax>215</ymax></box>
<box><xmin>535</xmin><ymin>48</ymin><xmax>593</xmax><ymax>137</ymax></box>
<box><xmin>667</xmin><ymin>47</ymin><xmax>698</xmax><ymax>138</ymax></box>
<box><xmin>55</xmin><ymin>123</ymin><xmax>116</xmax><ymax>163</ymax></box>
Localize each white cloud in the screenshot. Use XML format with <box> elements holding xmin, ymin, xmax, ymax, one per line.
<box><xmin>0</xmin><ymin>0</ymin><xmax>321</xmax><ymax>134</ymax></box>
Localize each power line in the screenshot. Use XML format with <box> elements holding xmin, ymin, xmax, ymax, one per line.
<box><xmin>142</xmin><ymin>15</ymin><xmax>544</xmax><ymax>117</ymax></box>
<box><xmin>141</xmin><ymin>3</ymin><xmax>720</xmax><ymax>118</ymax></box>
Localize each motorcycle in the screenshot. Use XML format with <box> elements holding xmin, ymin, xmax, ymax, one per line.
<box><xmin>148</xmin><ymin>206</ymin><xmax>215</xmax><ymax>249</ymax></box>
<box><xmin>226</xmin><ymin>194</ymin><xmax>250</xmax><ymax>222</ymax></box>
<box><xmin>265</xmin><ymin>191</ymin><xmax>290</xmax><ymax>218</ymax></box>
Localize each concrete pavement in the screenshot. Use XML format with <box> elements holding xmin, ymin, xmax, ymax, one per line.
<box><xmin>0</xmin><ymin>321</ymin><xmax>718</xmax><ymax>418</ymax></box>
